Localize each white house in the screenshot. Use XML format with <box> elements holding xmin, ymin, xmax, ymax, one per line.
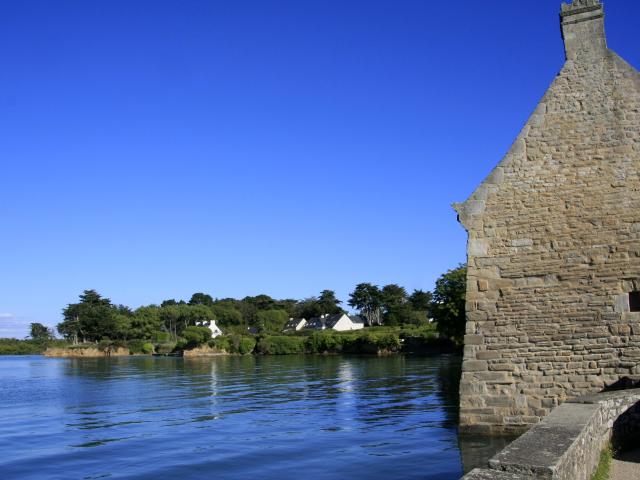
<box><xmin>305</xmin><ymin>313</ymin><xmax>365</xmax><ymax>332</ymax></box>
<box><xmin>283</xmin><ymin>317</ymin><xmax>307</xmax><ymax>332</ymax></box>
<box><xmin>197</xmin><ymin>320</ymin><xmax>223</xmax><ymax>338</ymax></box>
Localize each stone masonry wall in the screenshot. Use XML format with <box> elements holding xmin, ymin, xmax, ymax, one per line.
<box><xmin>454</xmin><ymin>1</ymin><xmax>640</xmax><ymax>434</ymax></box>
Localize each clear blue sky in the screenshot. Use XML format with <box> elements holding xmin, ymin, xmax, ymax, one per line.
<box><xmin>1</xmin><ymin>1</ymin><xmax>639</xmax><ymax>338</ymax></box>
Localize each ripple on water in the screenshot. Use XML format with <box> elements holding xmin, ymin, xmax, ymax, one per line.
<box><xmin>0</xmin><ymin>355</ymin><xmax>465</xmax><ymax>480</ymax></box>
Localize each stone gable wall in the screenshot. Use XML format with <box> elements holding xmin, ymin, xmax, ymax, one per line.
<box><xmin>455</xmin><ymin>13</ymin><xmax>640</xmax><ymax>433</ymax></box>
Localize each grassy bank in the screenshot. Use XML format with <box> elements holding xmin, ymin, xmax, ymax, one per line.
<box><xmin>0</xmin><ymin>338</ymin><xmax>70</xmax><ymax>355</ymax></box>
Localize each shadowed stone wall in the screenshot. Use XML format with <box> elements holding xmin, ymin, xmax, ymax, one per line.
<box><xmin>454</xmin><ymin>0</ymin><xmax>640</xmax><ymax>434</ymax></box>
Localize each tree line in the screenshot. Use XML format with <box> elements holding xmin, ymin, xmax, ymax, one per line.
<box><xmin>48</xmin><ymin>264</ymin><xmax>467</xmax><ymax>345</ymax></box>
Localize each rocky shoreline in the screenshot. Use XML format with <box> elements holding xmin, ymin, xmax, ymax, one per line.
<box><xmin>44</xmin><ymin>347</ymin><xmax>131</xmax><ymax>358</ymax></box>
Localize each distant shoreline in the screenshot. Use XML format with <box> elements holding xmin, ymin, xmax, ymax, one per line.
<box><xmin>1</xmin><ymin>328</ymin><xmax>460</xmax><ymax>358</ymax></box>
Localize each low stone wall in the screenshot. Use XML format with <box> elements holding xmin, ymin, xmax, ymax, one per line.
<box><xmin>462</xmin><ymin>388</ymin><xmax>640</xmax><ymax>479</ymax></box>
<box><xmin>44</xmin><ymin>347</ymin><xmax>131</xmax><ymax>357</ymax></box>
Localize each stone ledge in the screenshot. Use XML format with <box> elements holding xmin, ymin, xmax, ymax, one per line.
<box><xmin>487</xmin><ymin>403</ymin><xmax>598</xmax><ymax>478</ymax></box>
<box><xmin>462</xmin><ymin>468</ymin><xmax>532</xmax><ymax>480</ymax></box>
<box><xmin>566</xmin><ymin>386</ymin><xmax>640</xmax><ymax>404</ymax></box>
<box><xmin>461</xmin><ymin>389</ymin><xmax>640</xmax><ymax>479</ymax></box>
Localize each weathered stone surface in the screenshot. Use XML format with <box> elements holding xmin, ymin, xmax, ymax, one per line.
<box><xmin>467</xmin><ymin>389</ymin><xmax>640</xmax><ymax>480</ymax></box>
<box><xmin>488</xmin><ymin>403</ymin><xmax>599</xmax><ymax>479</ymax></box>
<box><xmin>462</xmin><ymin>468</ymin><xmax>532</xmax><ymax>480</ymax></box>
<box><xmin>456</xmin><ymin>0</ymin><xmax>640</xmax><ymax>434</ymax></box>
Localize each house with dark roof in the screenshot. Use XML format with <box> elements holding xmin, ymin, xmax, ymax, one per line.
<box><xmin>304</xmin><ymin>313</ymin><xmax>365</xmax><ymax>332</ymax></box>
<box><xmin>283</xmin><ymin>317</ymin><xmax>307</xmax><ymax>332</ymax></box>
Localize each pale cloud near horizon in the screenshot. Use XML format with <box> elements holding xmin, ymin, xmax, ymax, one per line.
<box><xmin>0</xmin><ymin>312</ymin><xmax>40</xmax><ymax>338</ymax></box>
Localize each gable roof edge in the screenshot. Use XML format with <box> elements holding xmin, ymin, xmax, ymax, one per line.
<box><xmin>452</xmin><ymin>65</ymin><xmax>567</xmax><ymax>231</ymax></box>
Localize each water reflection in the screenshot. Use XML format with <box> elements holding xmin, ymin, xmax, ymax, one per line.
<box><xmin>0</xmin><ymin>355</ymin><xmax>475</xmax><ymax>480</ymax></box>
<box><xmin>458</xmin><ymin>435</ymin><xmax>518</xmax><ymax>474</ymax></box>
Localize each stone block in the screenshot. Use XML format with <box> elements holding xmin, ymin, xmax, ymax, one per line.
<box><xmin>464</xmin><ymin>360</ymin><xmax>489</xmax><ymax>372</ymax></box>
<box><xmin>465</xmin><ymin>334</ymin><xmax>484</xmax><ymax>345</ymax></box>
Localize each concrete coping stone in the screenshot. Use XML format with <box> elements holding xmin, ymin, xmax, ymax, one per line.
<box><xmin>487</xmin><ymin>403</ymin><xmax>599</xmax><ymax>477</ymax></box>
<box><xmin>566</xmin><ymin>387</ymin><xmax>640</xmax><ymax>405</ymax></box>
<box><xmin>472</xmin><ymin>389</ymin><xmax>640</xmax><ymax>479</ymax></box>
<box><xmin>462</xmin><ymin>467</ymin><xmax>533</xmax><ymax>479</ymax></box>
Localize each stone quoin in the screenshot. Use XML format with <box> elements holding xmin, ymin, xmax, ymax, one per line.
<box><xmin>454</xmin><ymin>0</ymin><xmax>640</xmax><ymax>435</ymax></box>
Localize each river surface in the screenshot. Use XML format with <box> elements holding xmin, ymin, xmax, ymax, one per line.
<box><xmin>0</xmin><ymin>355</ymin><xmax>508</xmax><ymax>479</ymax></box>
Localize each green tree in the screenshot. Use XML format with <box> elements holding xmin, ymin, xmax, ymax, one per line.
<box><xmin>317</xmin><ymin>290</ymin><xmax>344</xmax><ymax>315</ymax></box>
<box><xmin>409</xmin><ymin>289</ymin><xmax>433</xmax><ymax>312</ymax></box>
<box><xmin>112</xmin><ymin>304</ymin><xmax>134</xmax><ymax>340</ymax></box>
<box><xmin>112</xmin><ymin>314</ymin><xmax>132</xmax><ymax>340</ymax></box>
<box><xmin>294</xmin><ymin>291</ymin><xmax>344</xmax><ymax>319</ymax></box>
<box><xmin>295</xmin><ymin>297</ymin><xmax>323</xmax><ymax>319</ymax></box>
<box><xmin>130</xmin><ymin>306</ymin><xmax>163</xmax><ymax>339</ymax></box>
<box><xmin>348</xmin><ymin>283</ymin><xmax>383</xmax><ymax>325</ymax></box>
<box><xmin>189</xmin><ymin>292</ymin><xmax>214</xmax><ymax>307</ymax></box>
<box><xmin>274</xmin><ymin>298</ymin><xmax>298</xmax><ymax>317</ymax></box>
<box><xmin>159</xmin><ymin>304</ymin><xmax>213</xmax><ymax>339</ymax></box>
<box><xmin>254</xmin><ymin>309</ymin><xmax>289</xmax><ymax>333</ymax></box>
<box><xmin>380</xmin><ymin>284</ymin><xmax>409</xmax><ymax>325</ymax></box>
<box><xmin>181</xmin><ymin>325</ymin><xmax>212</xmax><ymax>348</ymax></box>
<box><xmin>58</xmin><ymin>290</ymin><xmax>116</xmax><ymax>343</ymax></box>
<box><xmin>183</xmin><ymin>304</ymin><xmax>213</xmax><ymax>328</ymax></box>
<box><xmin>237</xmin><ymin>295</ymin><xmax>276</xmax><ymax>325</ymax></box>
<box><xmin>159</xmin><ymin>305</ymin><xmax>181</xmax><ymax>340</ymax></box>
<box><xmin>431</xmin><ymin>264</ymin><xmax>467</xmax><ymax>344</ymax></box>
<box><xmin>29</xmin><ymin>323</ymin><xmax>54</xmax><ymax>341</ymax></box>
<box><xmin>381</xmin><ymin>284</ymin><xmax>407</xmax><ymax>311</ymax></box>
<box><xmin>210</xmin><ymin>305</ymin><xmax>243</xmax><ymax>329</ymax></box>
<box><xmin>235</xmin><ymin>300</ymin><xmax>258</xmax><ymax>325</ymax></box>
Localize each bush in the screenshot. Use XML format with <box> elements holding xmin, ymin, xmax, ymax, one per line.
<box><xmin>142</xmin><ymin>342</ymin><xmax>154</xmax><ymax>354</ymax></box>
<box><xmin>401</xmin><ymin>330</ymin><xmax>455</xmax><ymax>354</ymax></box>
<box><xmin>227</xmin><ymin>335</ymin><xmax>256</xmax><ymax>354</ymax></box>
<box><xmin>182</xmin><ymin>326</ymin><xmax>212</xmax><ymax>348</ymax></box>
<box><xmin>238</xmin><ymin>337</ymin><xmax>256</xmax><ymax>355</ymax></box>
<box><xmin>256</xmin><ymin>336</ymin><xmax>305</xmax><ymax>355</ymax></box>
<box><xmin>305</xmin><ymin>332</ymin><xmax>344</xmax><ymax>353</ymax></box>
<box><xmin>0</xmin><ymin>339</ymin><xmax>69</xmax><ymax>355</ymax></box>
<box><xmin>151</xmin><ymin>331</ymin><xmax>171</xmax><ymax>343</ymax></box>
<box><xmin>375</xmin><ymin>333</ymin><xmax>402</xmax><ymax>351</ymax></box>
<box><xmin>341</xmin><ymin>332</ymin><xmax>402</xmax><ymax>354</ymax></box>
<box><xmin>210</xmin><ymin>336</ymin><xmax>231</xmax><ymax>352</ymax></box>
<box><xmin>155</xmin><ymin>342</ymin><xmax>177</xmax><ymax>355</ymax></box>
<box><xmin>127</xmin><ymin>339</ymin><xmax>146</xmax><ymax>354</ymax></box>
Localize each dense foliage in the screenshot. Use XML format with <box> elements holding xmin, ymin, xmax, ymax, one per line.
<box><xmin>0</xmin><ymin>338</ymin><xmax>68</xmax><ymax>355</ymax></box>
<box><xmin>430</xmin><ymin>264</ymin><xmax>467</xmax><ymax>345</ymax></box>
<box><xmin>348</xmin><ymin>283</ymin><xmax>433</xmax><ymax>327</ymax></box>
<box><xmin>30</xmin><ymin>323</ymin><xmax>55</xmax><ymax>341</ymax></box>
<box><xmin>31</xmin><ymin>263</ymin><xmax>467</xmax><ymax>354</ymax></box>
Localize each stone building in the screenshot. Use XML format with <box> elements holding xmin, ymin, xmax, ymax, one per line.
<box><xmin>454</xmin><ymin>0</ymin><xmax>640</xmax><ymax>435</ymax></box>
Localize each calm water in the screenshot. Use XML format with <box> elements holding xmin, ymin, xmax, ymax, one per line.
<box><xmin>0</xmin><ymin>355</ymin><xmax>504</xmax><ymax>479</ymax></box>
